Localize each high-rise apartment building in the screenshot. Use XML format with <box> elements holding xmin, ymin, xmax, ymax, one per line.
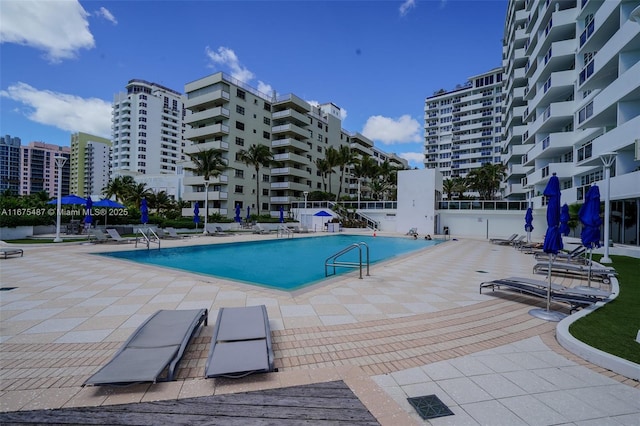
<box><xmin>502</xmin><ymin>0</ymin><xmax>640</xmax><ymax>245</ymax></box>
<box><xmin>70</xmin><ymin>132</ymin><xmax>111</xmax><ymax>197</ymax></box>
<box><xmin>424</xmin><ymin>68</ymin><xmax>504</xmax><ymax>179</ymax></box>
<box><xmin>20</xmin><ymin>142</ymin><xmax>70</xmax><ymax>197</ymax></box>
<box><xmin>111</xmin><ymin>79</ymin><xmax>184</xmax><ymax>178</ymax></box>
<box><xmin>0</xmin><ymin>134</ymin><xmax>21</xmax><ymax>194</ymax></box>
<box><xmin>183</xmin><ymin>72</ymin><xmax>407</xmax><ymax>218</ymax></box>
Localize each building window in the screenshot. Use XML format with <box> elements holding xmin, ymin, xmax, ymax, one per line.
<box><xmin>140</xmin><ymin>94</ymin><xmax>147</xmax><ymax>100</ymax></box>
<box><xmin>139</xmin><ymin>110</ymin><xmax>147</xmax><ymax>115</ymax></box>
<box><xmin>235</xmin><ymin>137</ymin><xmax>245</xmax><ymax>146</ymax></box>
<box><xmin>262</xmin><ymin>189</ymin><xmax>269</xmax><ymax>196</ymax></box>
<box><xmin>139</xmin><ymin>117</ymin><xmax>147</xmax><ymax>122</ymax></box>
<box><xmin>263</xmin><ymin>131</ymin><xmax>270</xmax><ymax>140</ymax></box>
<box><xmin>263</xmin><ymin>117</ymin><xmax>271</xmax><ymax>125</ymax></box>
<box><xmin>578</xmin><ymin>102</ymin><xmax>593</xmax><ymax>124</ymax></box>
<box><xmin>139</xmin><ymin>102</ymin><xmax>147</xmax><ymax>107</ymax></box>
<box><xmin>237</xmin><ymin>89</ymin><xmax>246</xmax><ymax>100</ymax></box>
<box><xmin>236</xmin><ymin>105</ymin><xmax>245</xmax><ymax>115</ymax></box>
<box><xmin>234</xmin><ymin>185</ymin><xmax>243</xmax><ymax>193</ymax></box>
<box><xmin>235</xmin><ymin>169</ymin><xmax>244</xmax><ymax>178</ymax></box>
<box><xmin>236</xmin><ymin>121</ymin><xmax>245</xmax><ymax>130</ymax></box>
<box><xmin>138</xmin><ymin>132</ymin><xmax>146</xmax><ymax>137</ymax></box>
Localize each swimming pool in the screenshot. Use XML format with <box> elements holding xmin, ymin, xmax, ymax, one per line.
<box><xmin>98</xmin><ymin>235</ymin><xmax>439</xmax><ymax>291</ymax></box>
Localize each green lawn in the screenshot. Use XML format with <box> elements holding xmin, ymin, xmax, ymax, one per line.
<box><xmin>569</xmin><ymin>254</ymin><xmax>640</xmax><ymax>364</ymax></box>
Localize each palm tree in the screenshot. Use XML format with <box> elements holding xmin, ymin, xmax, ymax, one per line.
<box><xmin>126</xmin><ymin>182</ymin><xmax>152</xmax><ymax>208</ymax></box>
<box><xmin>103</xmin><ymin>175</ymin><xmax>136</xmax><ymax>203</ymax></box>
<box><xmin>334</xmin><ymin>145</ymin><xmax>356</xmax><ymax>202</ymax></box>
<box><xmin>353</xmin><ymin>155</ymin><xmax>378</xmax><ymax>201</ymax></box>
<box><xmin>183</xmin><ymin>148</ymin><xmax>227</xmax><ymax>233</ymax></box>
<box><xmin>237</xmin><ymin>144</ymin><xmax>273</xmax><ymax>216</ymax></box>
<box><xmin>315</xmin><ymin>158</ymin><xmax>331</xmax><ymax>192</ymax></box>
<box><xmin>324</xmin><ymin>146</ymin><xmax>340</xmax><ymax>195</ymax></box>
<box><xmin>147</xmin><ymin>190</ymin><xmax>174</xmax><ymax>216</ymax></box>
<box><xmin>466</xmin><ymin>163</ymin><xmax>506</xmax><ymax>199</ymax></box>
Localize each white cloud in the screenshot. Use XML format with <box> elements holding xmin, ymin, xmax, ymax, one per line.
<box><xmin>399</xmin><ymin>0</ymin><xmax>416</xmax><ymax>16</ymax></box>
<box><xmin>1</xmin><ymin>82</ymin><xmax>112</xmax><ymax>137</ymax></box>
<box><xmin>257</xmin><ymin>81</ymin><xmax>274</xmax><ymax>97</ymax></box>
<box><xmin>95</xmin><ymin>7</ymin><xmax>118</xmax><ymax>25</ymax></box>
<box><xmin>399</xmin><ymin>152</ymin><xmax>425</xmax><ymax>167</ymax></box>
<box><xmin>205</xmin><ymin>46</ymin><xmax>255</xmax><ymax>83</ymax></box>
<box><xmin>362</xmin><ymin>115</ymin><xmax>422</xmax><ymax>145</ymax></box>
<box><xmin>0</xmin><ymin>0</ymin><xmax>94</xmax><ymax>62</ymax></box>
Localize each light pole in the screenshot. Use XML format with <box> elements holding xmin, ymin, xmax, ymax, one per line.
<box><xmin>303</xmin><ymin>191</ymin><xmax>309</xmax><ymax>228</ymax></box>
<box><xmin>203</xmin><ymin>179</ymin><xmax>210</xmax><ymax>234</ymax></box>
<box><xmin>524</xmin><ymin>184</ymin><xmax>532</xmax><ymax>243</ymax></box>
<box><xmin>599</xmin><ymin>152</ymin><xmax>617</xmax><ymax>263</ymax></box>
<box><xmin>53</xmin><ymin>155</ymin><xmax>67</xmax><ymax>243</ymax></box>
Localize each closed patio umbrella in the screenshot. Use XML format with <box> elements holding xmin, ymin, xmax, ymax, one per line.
<box><xmin>579</xmin><ymin>185</ymin><xmax>602</xmax><ymax>288</ymax></box>
<box><xmin>193</xmin><ymin>202</ymin><xmax>200</xmax><ymax>229</ymax></box>
<box><xmin>524</xmin><ymin>207</ymin><xmax>534</xmax><ymax>243</ymax></box>
<box><xmin>83</xmin><ymin>196</ymin><xmax>93</xmax><ymax>231</ymax></box>
<box><xmin>141</xmin><ymin>198</ymin><xmax>149</xmax><ymax>225</ymax></box>
<box><xmin>530</xmin><ymin>174</ymin><xmax>566</xmax><ymax>322</ymax></box>
<box><xmin>235</xmin><ymin>204</ymin><xmax>241</xmax><ymax>223</ymax></box>
<box><xmin>560</xmin><ymin>204</ymin><xmax>570</xmax><ymax>236</ymax></box>
<box><xmin>246</xmin><ymin>206</ymin><xmax>251</xmax><ymax>222</ymax></box>
<box><xmin>279</xmin><ymin>206</ymin><xmax>284</xmax><ymax>223</ymax></box>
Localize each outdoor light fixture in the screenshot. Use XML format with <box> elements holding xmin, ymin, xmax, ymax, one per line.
<box><xmin>53</xmin><ymin>155</ymin><xmax>67</xmax><ymax>243</ymax></box>
<box><xmin>599</xmin><ymin>152</ymin><xmax>617</xmax><ymax>263</ymax></box>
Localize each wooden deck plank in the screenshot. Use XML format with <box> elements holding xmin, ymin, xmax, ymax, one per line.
<box><xmin>0</xmin><ymin>381</ymin><xmax>380</xmax><ymax>425</ymax></box>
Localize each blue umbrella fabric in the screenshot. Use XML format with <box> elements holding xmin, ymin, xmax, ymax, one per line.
<box><xmin>313</xmin><ymin>210</ymin><xmax>332</xmax><ymax>217</ymax></box>
<box><xmin>579</xmin><ymin>185</ymin><xmax>601</xmax><ymax>249</ymax></box>
<box><xmin>579</xmin><ymin>185</ymin><xmax>602</xmax><ymax>287</ymax></box>
<box><xmin>246</xmin><ymin>206</ymin><xmax>251</xmax><ymax>221</ymax></box>
<box><xmin>193</xmin><ymin>202</ymin><xmax>200</xmax><ymax>227</ymax></box>
<box><xmin>84</xmin><ymin>196</ymin><xmax>93</xmax><ymax>228</ymax></box>
<box><xmin>235</xmin><ymin>204</ymin><xmax>241</xmax><ymax>223</ymax></box>
<box><xmin>141</xmin><ymin>198</ymin><xmax>149</xmax><ymax>224</ymax></box>
<box><xmin>279</xmin><ymin>206</ymin><xmax>284</xmax><ymax>223</ymax></box>
<box><xmin>559</xmin><ymin>204</ymin><xmax>570</xmax><ymax>236</ymax></box>
<box><xmin>47</xmin><ymin>194</ymin><xmax>87</xmax><ymax>205</ymax></box>
<box><xmin>531</xmin><ymin>174</ymin><xmax>565</xmax><ymax>321</ymax></box>
<box><xmin>542</xmin><ymin>175</ymin><xmax>563</xmax><ymax>255</ymax></box>
<box><xmin>93</xmin><ymin>198</ymin><xmax>125</xmax><ymax>227</ymax></box>
<box><xmin>524</xmin><ymin>207</ymin><xmax>534</xmax><ymax>243</ymax></box>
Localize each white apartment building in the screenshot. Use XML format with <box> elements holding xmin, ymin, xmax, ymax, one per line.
<box><xmin>424</xmin><ymin>68</ymin><xmax>504</xmax><ymax>179</ymax></box>
<box><xmin>111</xmin><ymin>79</ymin><xmax>184</xmax><ymax>179</ymax></box>
<box><xmin>182</xmin><ymin>72</ymin><xmax>407</xmax><ymax>219</ymax></box>
<box><xmin>70</xmin><ymin>132</ymin><xmax>111</xmax><ymax>197</ymax></box>
<box><xmin>502</xmin><ymin>0</ymin><xmax>640</xmax><ymax>245</ymax></box>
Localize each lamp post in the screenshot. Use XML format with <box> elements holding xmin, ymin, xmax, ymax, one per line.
<box><xmin>303</xmin><ymin>191</ymin><xmax>309</xmax><ymax>228</ymax></box>
<box><xmin>524</xmin><ymin>184</ymin><xmax>532</xmax><ymax>243</ymax></box>
<box><xmin>600</xmin><ymin>152</ymin><xmax>617</xmax><ymax>263</ymax></box>
<box><xmin>203</xmin><ymin>179</ymin><xmax>210</xmax><ymax>234</ymax></box>
<box><xmin>53</xmin><ymin>155</ymin><xmax>67</xmax><ymax>242</ymax></box>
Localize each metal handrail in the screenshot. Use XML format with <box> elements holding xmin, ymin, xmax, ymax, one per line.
<box><xmin>325</xmin><ymin>242</ymin><xmax>370</xmax><ymax>279</ymax></box>
<box><xmin>277</xmin><ymin>224</ymin><xmax>294</xmax><ymax>238</ymax></box>
<box><xmin>135</xmin><ymin>227</ymin><xmax>161</xmax><ymax>249</ymax></box>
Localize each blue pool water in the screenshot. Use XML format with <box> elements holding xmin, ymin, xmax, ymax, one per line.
<box><xmin>98</xmin><ymin>235</ymin><xmax>439</xmax><ymax>291</ymax></box>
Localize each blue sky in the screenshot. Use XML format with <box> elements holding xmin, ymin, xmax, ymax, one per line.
<box><xmin>1</xmin><ymin>0</ymin><xmax>507</xmax><ymax>168</ymax></box>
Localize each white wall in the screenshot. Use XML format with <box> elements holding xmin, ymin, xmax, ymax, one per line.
<box><xmin>439</xmin><ymin>210</ymin><xmax>547</xmax><ymax>240</ymax></box>
<box><xmin>396</xmin><ymin>168</ymin><xmax>440</xmax><ymax>235</ymax></box>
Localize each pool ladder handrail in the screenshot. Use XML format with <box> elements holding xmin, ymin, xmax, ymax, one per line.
<box><xmin>277</xmin><ymin>224</ymin><xmax>294</xmax><ymax>238</ymax></box>
<box><xmin>135</xmin><ymin>227</ymin><xmax>161</xmax><ymax>250</ymax></box>
<box><xmin>325</xmin><ymin>242</ymin><xmax>370</xmax><ymax>279</ymax></box>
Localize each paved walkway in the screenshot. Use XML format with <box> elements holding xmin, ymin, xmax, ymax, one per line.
<box><xmin>1</xmin><ymin>233</ymin><xmax>638</xmax><ymax>424</ymax></box>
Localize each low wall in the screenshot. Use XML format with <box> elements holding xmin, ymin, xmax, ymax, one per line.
<box><xmin>0</xmin><ymin>226</ymin><xmax>33</xmax><ymax>240</ymax></box>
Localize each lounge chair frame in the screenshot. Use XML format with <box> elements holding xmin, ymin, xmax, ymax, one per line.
<box><xmin>533</xmin><ymin>261</ymin><xmax>615</xmax><ymax>284</ymax></box>
<box><xmin>0</xmin><ymin>248</ymin><xmax>23</xmax><ymax>259</ymax></box>
<box><xmin>480</xmin><ymin>277</ymin><xmax>609</xmax><ymax>313</ymax></box>
<box><xmin>84</xmin><ymin>309</ymin><xmax>208</xmax><ymax>386</ymax></box>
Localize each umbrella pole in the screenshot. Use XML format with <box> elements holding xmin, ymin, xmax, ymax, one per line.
<box><xmin>588</xmin><ymin>246</ymin><xmax>593</xmax><ymax>288</ymax></box>
<box><xmin>546</xmin><ymin>253</ymin><xmax>553</xmax><ymax>312</ymax></box>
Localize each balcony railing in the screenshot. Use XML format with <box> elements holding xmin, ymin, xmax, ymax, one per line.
<box><xmin>580</xmin><ymin>19</ymin><xmax>595</xmax><ymax>47</ymax></box>
<box><xmin>437</xmin><ymin>200</ymin><xmax>528</xmax><ymax>211</ymax></box>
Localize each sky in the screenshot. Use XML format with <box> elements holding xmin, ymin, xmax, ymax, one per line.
<box><xmin>0</xmin><ymin>0</ymin><xmax>508</xmax><ymax>169</ymax></box>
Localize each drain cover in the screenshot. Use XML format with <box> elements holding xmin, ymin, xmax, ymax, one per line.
<box><xmin>476</xmin><ymin>270</ymin><xmax>489</xmax><ymax>273</ymax></box>
<box><xmin>407</xmin><ymin>394</ymin><xmax>454</xmax><ymax>420</ymax></box>
<box><xmin>0</xmin><ymin>287</ymin><xmax>17</xmax><ymax>291</ymax></box>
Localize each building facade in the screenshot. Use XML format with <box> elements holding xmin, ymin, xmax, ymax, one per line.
<box><xmin>424</xmin><ymin>68</ymin><xmax>504</xmax><ymax>180</ymax></box>
<box><xmin>183</xmin><ymin>72</ymin><xmax>407</xmax><ymax>219</ymax></box>
<box><xmin>19</xmin><ymin>142</ymin><xmax>70</xmax><ymax>197</ymax></box>
<box><xmin>111</xmin><ymin>79</ymin><xmax>185</xmax><ymax>179</ymax></box>
<box><xmin>70</xmin><ymin>132</ymin><xmax>111</xmax><ymax>197</ymax></box>
<box><xmin>502</xmin><ymin>0</ymin><xmax>640</xmax><ymax>245</ymax></box>
<box><xmin>0</xmin><ymin>134</ymin><xmax>21</xmax><ymax>194</ymax></box>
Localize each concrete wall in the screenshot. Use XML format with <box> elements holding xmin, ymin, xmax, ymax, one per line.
<box><xmin>396</xmin><ymin>168</ymin><xmax>441</xmax><ymax>235</ymax></box>
<box><xmin>439</xmin><ymin>210</ymin><xmax>547</xmax><ymax>240</ymax></box>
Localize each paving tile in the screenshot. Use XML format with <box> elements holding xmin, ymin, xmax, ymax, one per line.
<box><xmin>460</xmin><ymin>400</ymin><xmax>528</xmax><ymax>426</ymax></box>
<box><xmin>470</xmin><ymin>373</ymin><xmax>528</xmax><ymax>399</ymax></box>
<box><xmin>500</xmin><ymin>394</ymin><xmax>569</xmax><ymax>425</ymax></box>
<box><xmin>421</xmin><ymin>361</ymin><xmax>465</xmax><ymax>381</ymax></box>
<box><xmin>436</xmin><ymin>377</ymin><xmax>493</xmax><ymax>405</ymax></box>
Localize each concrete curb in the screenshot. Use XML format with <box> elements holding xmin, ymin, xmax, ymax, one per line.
<box><xmin>556</xmin><ymin>272</ymin><xmax>640</xmax><ymax>380</ymax></box>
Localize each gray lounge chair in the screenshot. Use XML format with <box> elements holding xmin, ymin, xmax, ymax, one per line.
<box><xmin>490</xmin><ymin>234</ymin><xmax>518</xmax><ymax>244</ymax></box>
<box><xmin>534</xmin><ymin>246</ymin><xmax>586</xmax><ymax>263</ymax></box>
<box><xmin>205</xmin><ymin>305</ymin><xmax>275</xmax><ymax>379</ymax></box>
<box><xmin>252</xmin><ymin>224</ymin><xmax>271</xmax><ymax>234</ymax></box>
<box><xmin>88</xmin><ymin>229</ymin><xmax>112</xmax><ymax>243</ymax></box>
<box><xmin>106</xmin><ymin>228</ymin><xmax>137</xmax><ymax>243</ymax></box>
<box><xmin>161</xmin><ymin>227</ymin><xmax>187</xmax><ymax>239</ymax></box>
<box><xmin>533</xmin><ymin>261</ymin><xmax>616</xmax><ymax>284</ymax></box>
<box><xmin>84</xmin><ymin>309</ymin><xmax>208</xmax><ymax>386</ymax></box>
<box><xmin>406</xmin><ymin>227</ymin><xmax>418</xmax><ymax>236</ymax></box>
<box><xmin>0</xmin><ymin>248</ymin><xmax>23</xmax><ymax>259</ymax></box>
<box><xmin>480</xmin><ymin>276</ymin><xmax>610</xmax><ymax>312</ymax></box>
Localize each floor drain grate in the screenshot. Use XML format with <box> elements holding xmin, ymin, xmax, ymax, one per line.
<box><xmin>0</xmin><ymin>287</ymin><xmax>17</xmax><ymax>291</ymax></box>
<box><xmin>407</xmin><ymin>394</ymin><xmax>454</xmax><ymax>420</ymax></box>
<box><xmin>476</xmin><ymin>270</ymin><xmax>489</xmax><ymax>273</ymax></box>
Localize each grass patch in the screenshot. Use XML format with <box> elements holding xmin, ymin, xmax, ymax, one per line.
<box><xmin>569</xmin><ymin>254</ymin><xmax>640</xmax><ymax>364</ymax></box>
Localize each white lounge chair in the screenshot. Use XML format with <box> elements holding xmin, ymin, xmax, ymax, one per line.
<box><xmin>106</xmin><ymin>228</ymin><xmax>137</xmax><ymax>243</ymax></box>
<box><xmin>162</xmin><ymin>227</ymin><xmax>187</xmax><ymax>239</ymax></box>
<box><xmin>252</xmin><ymin>224</ymin><xmax>271</xmax><ymax>234</ymax></box>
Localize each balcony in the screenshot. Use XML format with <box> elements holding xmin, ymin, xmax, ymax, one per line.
<box><xmin>272</xmin><ymin>152</ymin><xmax>308</xmax><ymax>165</ymax></box>
<box><xmin>184</xmin><ymin>107</ymin><xmax>230</xmax><ymax>125</ymax></box>
<box><xmin>184</xmin><ymin>89</ymin><xmax>230</xmax><ymax>110</ymax></box>
<box><xmin>182</xmin><ymin>190</ymin><xmax>228</xmax><ymax>202</ymax></box>
<box><xmin>183</xmin><ymin>174</ymin><xmax>228</xmax><ymax>186</ymax></box>
<box><xmin>270</xmin><ymin>167</ymin><xmax>308</xmax><ymax>179</ymax></box>
<box><xmin>272</xmin><ymin>123</ymin><xmax>308</xmax><ymax>139</ymax></box>
<box><xmin>183</xmin><ymin>140</ymin><xmax>229</xmax><ymax>154</ymax></box>
<box><xmin>270</xmin><ymin>181</ymin><xmax>307</xmax><ymax>192</ymax></box>
<box><xmin>184</xmin><ymin>123</ymin><xmax>229</xmax><ymax>141</ymax></box>
<box><xmin>524</xmin><ymin>131</ymin><xmax>573</xmax><ymax>165</ymax></box>
<box><xmin>272</xmin><ymin>108</ymin><xmax>308</xmax><ymax>126</ymax></box>
<box><xmin>271</xmin><ymin>138</ymin><xmax>309</xmax><ymax>152</ymax></box>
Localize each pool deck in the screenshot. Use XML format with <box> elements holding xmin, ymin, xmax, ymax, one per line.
<box><xmin>1</xmin><ymin>232</ymin><xmax>638</xmax><ymax>425</ymax></box>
